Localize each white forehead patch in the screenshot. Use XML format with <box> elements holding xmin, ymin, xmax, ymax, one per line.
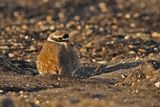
<box><xmin>47</xmin><ymin>32</ymin><xmax>70</xmax><ymax>41</ymax></box>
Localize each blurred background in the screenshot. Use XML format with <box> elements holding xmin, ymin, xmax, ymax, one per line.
<box><xmin>0</xmin><ymin>1</ymin><xmax>160</xmax><ymax>107</ymax></box>
<box><xmin>0</xmin><ymin>0</ymin><xmax>160</xmax><ymax>65</ymax></box>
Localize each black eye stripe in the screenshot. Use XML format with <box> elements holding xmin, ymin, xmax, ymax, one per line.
<box><xmin>63</xmin><ymin>33</ymin><xmax>69</xmax><ymax>38</ymax></box>
<box><xmin>51</xmin><ymin>37</ymin><xmax>68</xmax><ymax>42</ymax></box>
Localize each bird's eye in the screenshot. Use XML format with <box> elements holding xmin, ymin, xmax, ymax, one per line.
<box><xmin>63</xmin><ymin>33</ymin><xmax>69</xmax><ymax>39</ymax></box>
<box><xmin>58</xmin><ymin>37</ymin><xmax>63</xmax><ymax>40</ymax></box>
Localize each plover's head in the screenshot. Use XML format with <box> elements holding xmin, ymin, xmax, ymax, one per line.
<box><xmin>47</xmin><ymin>31</ymin><xmax>71</xmax><ymax>46</ymax></box>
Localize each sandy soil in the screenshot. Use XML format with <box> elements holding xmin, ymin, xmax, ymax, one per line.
<box><xmin>0</xmin><ymin>0</ymin><xmax>160</xmax><ymax>107</ymax></box>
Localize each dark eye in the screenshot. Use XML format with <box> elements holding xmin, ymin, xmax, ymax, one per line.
<box><xmin>59</xmin><ymin>37</ymin><xmax>63</xmax><ymax>40</ymax></box>
<box><xmin>63</xmin><ymin>33</ymin><xmax>69</xmax><ymax>39</ymax></box>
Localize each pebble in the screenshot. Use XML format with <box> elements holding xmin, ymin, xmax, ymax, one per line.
<box><xmin>130</xmin><ymin>23</ymin><xmax>136</xmax><ymax>28</ymax></box>
<box><xmin>121</xmin><ymin>74</ymin><xmax>126</xmax><ymax>79</ymax></box>
<box><xmin>125</xmin><ymin>14</ymin><xmax>131</xmax><ymax>19</ymax></box>
<box><xmin>0</xmin><ymin>96</ymin><xmax>32</xmax><ymax>107</ymax></box>
<box><xmin>35</xmin><ymin>100</ymin><xmax>40</xmax><ymax>105</ymax></box>
<box><xmin>30</xmin><ymin>46</ymin><xmax>36</xmax><ymax>51</ymax></box>
<box><xmin>154</xmin><ymin>81</ymin><xmax>160</xmax><ymax>88</ymax></box>
<box><xmin>46</xmin><ymin>15</ymin><xmax>52</xmax><ymax>22</ymax></box>
<box><xmin>74</xmin><ymin>15</ymin><xmax>80</xmax><ymax>21</ymax></box>
<box><xmin>0</xmin><ymin>46</ymin><xmax>9</xmax><ymax>50</ymax></box>
<box><xmin>124</xmin><ymin>35</ymin><xmax>130</xmax><ymax>40</ymax></box>
<box><xmin>0</xmin><ymin>1</ymin><xmax>159</xmax><ymax>107</ymax></box>
<box><xmin>89</xmin><ymin>5</ymin><xmax>96</xmax><ymax>12</ymax></box>
<box><xmin>50</xmin><ymin>26</ymin><xmax>55</xmax><ymax>30</ymax></box>
<box><xmin>99</xmin><ymin>27</ymin><xmax>104</xmax><ymax>32</ymax></box>
<box><xmin>58</xmin><ymin>12</ymin><xmax>65</xmax><ymax>21</ymax></box>
<box><xmin>96</xmin><ymin>60</ymin><xmax>107</xmax><ymax>64</ymax></box>
<box><xmin>129</xmin><ymin>51</ymin><xmax>136</xmax><ymax>54</ymax></box>
<box><xmin>0</xmin><ymin>90</ymin><xmax>4</xmax><ymax>93</ymax></box>
<box><xmin>19</xmin><ymin>91</ymin><xmax>24</xmax><ymax>94</ymax></box>
<box><xmin>133</xmin><ymin>13</ymin><xmax>139</xmax><ymax>18</ymax></box>
<box><xmin>98</xmin><ymin>2</ymin><xmax>108</xmax><ymax>13</ymax></box>
<box><xmin>128</xmin><ymin>45</ymin><xmax>134</xmax><ymax>48</ymax></box>
<box><xmin>138</xmin><ymin>48</ymin><xmax>146</xmax><ymax>53</ymax></box>
<box><xmin>152</xmin><ymin>32</ymin><xmax>160</xmax><ymax>40</ymax></box>
<box><xmin>135</xmin><ymin>56</ymin><xmax>140</xmax><ymax>60</ymax></box>
<box><xmin>8</xmin><ymin>53</ymin><xmax>15</xmax><ymax>58</ymax></box>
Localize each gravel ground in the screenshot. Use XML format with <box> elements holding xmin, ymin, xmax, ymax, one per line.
<box><xmin>0</xmin><ymin>0</ymin><xmax>160</xmax><ymax>107</ymax></box>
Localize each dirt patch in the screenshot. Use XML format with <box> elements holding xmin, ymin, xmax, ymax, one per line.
<box><xmin>0</xmin><ymin>0</ymin><xmax>160</xmax><ymax>107</ymax></box>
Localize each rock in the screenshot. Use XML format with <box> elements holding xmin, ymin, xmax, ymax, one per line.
<box><xmin>0</xmin><ymin>90</ymin><xmax>3</xmax><ymax>93</ymax></box>
<box><xmin>98</xmin><ymin>2</ymin><xmax>108</xmax><ymax>13</ymax></box>
<box><xmin>155</xmin><ymin>81</ymin><xmax>160</xmax><ymax>88</ymax></box>
<box><xmin>151</xmin><ymin>32</ymin><xmax>160</xmax><ymax>41</ymax></box>
<box><xmin>0</xmin><ymin>96</ymin><xmax>32</xmax><ymax>107</ymax></box>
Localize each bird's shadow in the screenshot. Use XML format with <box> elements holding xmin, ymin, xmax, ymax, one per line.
<box><xmin>1</xmin><ymin>54</ymin><xmax>160</xmax><ymax>78</ymax></box>
<box><xmin>73</xmin><ymin>60</ymin><xmax>160</xmax><ymax>78</ymax></box>
<box><xmin>1</xmin><ymin>55</ymin><xmax>160</xmax><ymax>92</ymax></box>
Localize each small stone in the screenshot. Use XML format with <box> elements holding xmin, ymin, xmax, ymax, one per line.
<box><xmin>54</xmin><ymin>82</ymin><xmax>60</xmax><ymax>87</ymax></box>
<box><xmin>99</xmin><ymin>27</ymin><xmax>104</xmax><ymax>32</ymax></box>
<box><xmin>30</xmin><ymin>46</ymin><xmax>36</xmax><ymax>51</ymax></box>
<box><xmin>153</xmin><ymin>48</ymin><xmax>158</xmax><ymax>51</ymax></box>
<box><xmin>98</xmin><ymin>2</ymin><xmax>108</xmax><ymax>13</ymax></box>
<box><xmin>0</xmin><ymin>96</ymin><xmax>32</xmax><ymax>107</ymax></box>
<box><xmin>35</xmin><ymin>100</ymin><xmax>40</xmax><ymax>105</ymax></box>
<box><xmin>130</xmin><ymin>23</ymin><xmax>136</xmax><ymax>28</ymax></box>
<box><xmin>121</xmin><ymin>74</ymin><xmax>127</xmax><ymax>79</ymax></box>
<box><xmin>25</xmin><ymin>36</ymin><xmax>29</xmax><ymax>39</ymax></box>
<box><xmin>74</xmin><ymin>15</ymin><xmax>80</xmax><ymax>21</ymax></box>
<box><xmin>112</xmin><ymin>25</ymin><xmax>118</xmax><ymax>30</ymax></box>
<box><xmin>25</xmin><ymin>99</ymin><xmax>29</xmax><ymax>102</ymax></box>
<box><xmin>152</xmin><ymin>32</ymin><xmax>160</xmax><ymax>41</ymax></box>
<box><xmin>117</xmin><ymin>13</ymin><xmax>123</xmax><ymax>17</ymax></box>
<box><xmin>0</xmin><ymin>90</ymin><xmax>3</xmax><ymax>93</ymax></box>
<box><xmin>89</xmin><ymin>5</ymin><xmax>96</xmax><ymax>12</ymax></box>
<box><xmin>92</xmin><ymin>59</ymin><xmax>96</xmax><ymax>62</ymax></box>
<box><xmin>19</xmin><ymin>91</ymin><xmax>23</xmax><ymax>94</ymax></box>
<box><xmin>96</xmin><ymin>60</ymin><xmax>107</xmax><ymax>64</ymax></box>
<box><xmin>155</xmin><ymin>81</ymin><xmax>160</xmax><ymax>88</ymax></box>
<box><xmin>21</xmin><ymin>25</ymin><xmax>28</xmax><ymax>30</ymax></box>
<box><xmin>46</xmin><ymin>15</ymin><xmax>52</xmax><ymax>22</ymax></box>
<box><xmin>77</xmin><ymin>25</ymin><xmax>81</xmax><ymax>30</ymax></box>
<box><xmin>138</xmin><ymin>48</ymin><xmax>146</xmax><ymax>53</ymax></box>
<box><xmin>133</xmin><ymin>13</ymin><xmax>139</xmax><ymax>18</ymax></box>
<box><xmin>58</xmin><ymin>12</ymin><xmax>65</xmax><ymax>20</ymax></box>
<box><xmin>85</xmin><ymin>42</ymin><xmax>92</xmax><ymax>48</ymax></box>
<box><xmin>50</xmin><ymin>26</ymin><xmax>55</xmax><ymax>30</ymax></box>
<box><xmin>124</xmin><ymin>35</ymin><xmax>130</xmax><ymax>40</ymax></box>
<box><xmin>128</xmin><ymin>45</ymin><xmax>134</xmax><ymax>48</ymax></box>
<box><xmin>0</xmin><ymin>46</ymin><xmax>9</xmax><ymax>50</ymax></box>
<box><xmin>8</xmin><ymin>53</ymin><xmax>15</xmax><ymax>58</ymax></box>
<box><xmin>129</xmin><ymin>51</ymin><xmax>136</xmax><ymax>54</ymax></box>
<box><xmin>135</xmin><ymin>56</ymin><xmax>140</xmax><ymax>60</ymax></box>
<box><xmin>45</xmin><ymin>100</ymin><xmax>50</xmax><ymax>104</ymax></box>
<box><xmin>125</xmin><ymin>14</ymin><xmax>131</xmax><ymax>19</ymax></box>
<box><xmin>23</xmin><ymin>95</ymin><xmax>27</xmax><ymax>98</ymax></box>
<box><xmin>86</xmin><ymin>29</ymin><xmax>93</xmax><ymax>35</ymax></box>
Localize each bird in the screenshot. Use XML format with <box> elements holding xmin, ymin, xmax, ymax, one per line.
<box><xmin>36</xmin><ymin>31</ymin><xmax>80</xmax><ymax>75</ymax></box>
